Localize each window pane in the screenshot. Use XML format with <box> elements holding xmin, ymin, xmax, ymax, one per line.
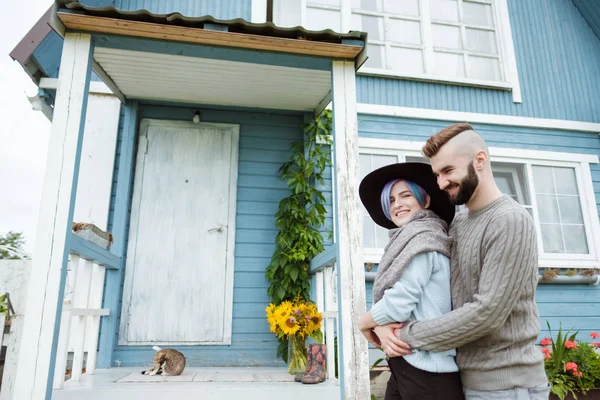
<box><xmin>352</xmin><ymin>0</ymin><xmax>380</xmax><ymax>12</ymax></box>
<box><xmin>359</xmin><ymin>154</ymin><xmax>372</xmax><ymax>180</ymax></box>
<box><xmin>389</xmin><ymin>47</ymin><xmax>424</xmax><ymax>74</ymax></box>
<box><xmin>536</xmin><ymin>195</ymin><xmax>560</xmax><ymax>224</ymax></box>
<box><xmin>468</xmin><ymin>56</ymin><xmax>500</xmax><ymax>81</ymax></box>
<box><xmin>360</xmin><ymin>154</ymin><xmax>397</xmax><ymax>178</ymax></box>
<box><xmin>274</xmin><ymin>0</ymin><xmax>302</xmax><ymax>27</ymax></box>
<box><xmin>540</xmin><ymin>224</ymin><xmax>564</xmax><ymax>253</ymax></box>
<box><xmin>433</xmin><ymin>52</ymin><xmax>465</xmax><ymax>77</ymax></box>
<box><xmin>553</xmin><ymin>167</ymin><xmax>578</xmax><ymax>195</ymax></box>
<box><xmin>365</xmin><ymin>44</ymin><xmax>385</xmax><ymax>68</ymax></box>
<box><xmin>492</xmin><ymin>163</ymin><xmax>531</xmax><ymax>205</ymax></box>
<box><xmin>495</xmin><ymin>174</ymin><xmax>517</xmax><ymax>200</ymax></box>
<box><xmin>466</xmin><ymin>28</ymin><xmax>497</xmax><ymax>54</ymax></box>
<box><xmin>363</xmin><ymin>215</ymin><xmax>376</xmax><ymax>247</ymax></box>
<box><xmin>352</xmin><ymin>14</ymin><xmax>383</xmax><ymax>40</ymax></box>
<box><xmin>387</xmin><ymin>19</ymin><xmax>421</xmax><ymax>44</ymax></box>
<box><xmin>432</xmin><ymin>24</ymin><xmax>462</xmax><ymax>50</ymax></box>
<box><xmin>563</xmin><ymin>225</ymin><xmax>589</xmax><ymax>254</ymax></box>
<box><xmin>384</xmin><ymin>0</ymin><xmax>420</xmax><ymax>16</ymax></box>
<box><xmin>306</xmin><ymin>7</ymin><xmax>341</xmax><ymax>31</ymax></box>
<box><xmin>558</xmin><ymin>196</ymin><xmax>584</xmax><ymax>224</ymax></box>
<box><xmin>309</xmin><ymin>0</ymin><xmax>341</xmax><ymax>6</ymax></box>
<box><xmin>375</xmin><ymin>224</ymin><xmax>390</xmax><ymax>247</ymax></box>
<box><xmin>462</xmin><ymin>1</ymin><xmax>494</xmax><ymax>27</ymax></box>
<box><xmin>430</xmin><ymin>0</ymin><xmax>459</xmax><ymax>22</ymax></box>
<box><xmin>532</xmin><ymin>166</ymin><xmax>555</xmax><ymax>194</ymax></box>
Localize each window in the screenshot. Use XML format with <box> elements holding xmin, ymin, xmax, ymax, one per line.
<box><xmin>358</xmin><ymin>138</ymin><xmax>600</xmax><ymax>267</ymax></box>
<box><xmin>272</xmin><ymin>0</ymin><xmax>520</xmax><ymax>99</ymax></box>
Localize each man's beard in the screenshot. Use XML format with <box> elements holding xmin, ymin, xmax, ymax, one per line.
<box><xmin>446</xmin><ymin>163</ymin><xmax>479</xmax><ymax>205</ymax></box>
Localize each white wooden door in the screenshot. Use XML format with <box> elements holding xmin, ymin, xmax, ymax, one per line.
<box><xmin>119</xmin><ymin>119</ymin><xmax>239</xmax><ymax>345</ymax></box>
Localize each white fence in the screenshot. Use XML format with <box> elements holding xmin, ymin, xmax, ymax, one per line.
<box><xmin>53</xmin><ymin>253</ymin><xmax>109</xmax><ymax>388</ymax></box>
<box><xmin>310</xmin><ymin>248</ymin><xmax>338</xmax><ymax>381</ymax></box>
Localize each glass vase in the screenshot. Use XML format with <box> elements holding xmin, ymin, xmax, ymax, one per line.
<box><xmin>287</xmin><ymin>335</ymin><xmax>308</xmax><ymax>376</ymax></box>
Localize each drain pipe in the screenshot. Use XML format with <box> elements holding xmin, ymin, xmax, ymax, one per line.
<box><xmin>364</xmin><ymin>272</ymin><xmax>600</xmax><ymax>285</ymax></box>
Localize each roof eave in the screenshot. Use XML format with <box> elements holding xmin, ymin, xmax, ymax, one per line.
<box><xmin>57</xmin><ymin>11</ymin><xmax>365</xmax><ymax>61</ymax></box>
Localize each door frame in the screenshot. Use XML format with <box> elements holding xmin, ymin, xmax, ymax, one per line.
<box><xmin>118</xmin><ymin>118</ymin><xmax>240</xmax><ymax>346</ymax></box>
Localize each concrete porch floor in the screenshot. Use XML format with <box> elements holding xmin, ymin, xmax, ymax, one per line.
<box><xmin>53</xmin><ymin>367</ymin><xmax>340</xmax><ymax>400</ymax></box>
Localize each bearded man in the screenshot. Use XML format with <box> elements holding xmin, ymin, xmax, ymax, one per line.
<box><xmin>375</xmin><ymin>123</ymin><xmax>549</xmax><ymax>400</ymax></box>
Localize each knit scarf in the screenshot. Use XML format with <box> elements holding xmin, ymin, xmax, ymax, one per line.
<box><xmin>372</xmin><ymin>209</ymin><xmax>453</xmax><ymax>304</ymax></box>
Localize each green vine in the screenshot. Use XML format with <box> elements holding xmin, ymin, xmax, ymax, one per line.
<box><xmin>266</xmin><ymin>110</ymin><xmax>332</xmax><ymax>305</ymax></box>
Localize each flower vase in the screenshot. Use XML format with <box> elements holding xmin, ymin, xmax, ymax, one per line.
<box><xmin>287</xmin><ymin>335</ymin><xmax>308</xmax><ymax>376</ymax></box>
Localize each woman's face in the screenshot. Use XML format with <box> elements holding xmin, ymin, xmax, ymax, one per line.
<box><xmin>388</xmin><ymin>181</ymin><xmax>428</xmax><ymax>227</ymax></box>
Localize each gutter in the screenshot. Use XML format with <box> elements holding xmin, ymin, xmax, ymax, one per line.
<box><xmin>364</xmin><ymin>272</ymin><xmax>600</xmax><ymax>286</ymax></box>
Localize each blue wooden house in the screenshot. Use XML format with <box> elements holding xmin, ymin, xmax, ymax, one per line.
<box><xmin>8</xmin><ymin>0</ymin><xmax>600</xmax><ymax>399</ymax></box>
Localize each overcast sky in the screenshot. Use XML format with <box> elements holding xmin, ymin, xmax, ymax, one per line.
<box><xmin>0</xmin><ymin>1</ymin><xmax>54</xmax><ymax>254</ymax></box>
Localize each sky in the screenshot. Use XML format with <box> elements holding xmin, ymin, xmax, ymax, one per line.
<box><xmin>0</xmin><ymin>1</ymin><xmax>54</xmax><ymax>254</ymax></box>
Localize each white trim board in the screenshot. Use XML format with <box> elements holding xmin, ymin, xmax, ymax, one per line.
<box><xmin>357</xmin><ymin>104</ymin><xmax>600</xmax><ymax>134</ymax></box>
<box><xmin>39</xmin><ymin>77</ymin><xmax>114</xmax><ymax>95</ymax></box>
<box><xmin>359</xmin><ymin>137</ymin><xmax>600</xmax><ymax>164</ymax></box>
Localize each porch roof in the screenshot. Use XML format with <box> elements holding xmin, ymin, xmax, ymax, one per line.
<box><xmin>13</xmin><ymin>0</ymin><xmax>368</xmax><ymax>112</ymax></box>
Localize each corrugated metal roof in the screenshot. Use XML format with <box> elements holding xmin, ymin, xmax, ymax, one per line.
<box><xmin>57</xmin><ymin>0</ymin><xmax>367</xmax><ymax>45</ymax></box>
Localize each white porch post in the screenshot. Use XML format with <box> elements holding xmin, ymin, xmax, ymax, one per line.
<box><xmin>331</xmin><ymin>60</ymin><xmax>370</xmax><ymax>399</ymax></box>
<box><xmin>13</xmin><ymin>33</ymin><xmax>94</xmax><ymax>400</ymax></box>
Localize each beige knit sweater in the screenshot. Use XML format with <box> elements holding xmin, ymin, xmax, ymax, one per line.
<box><xmin>398</xmin><ymin>195</ymin><xmax>547</xmax><ymax>391</ymax></box>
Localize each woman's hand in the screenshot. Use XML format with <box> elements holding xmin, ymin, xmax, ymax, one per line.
<box><xmin>373</xmin><ymin>323</ymin><xmax>412</xmax><ymax>357</ymax></box>
<box><xmin>358</xmin><ymin>312</ymin><xmax>381</xmax><ymax>348</ymax></box>
<box><xmin>360</xmin><ymin>327</ymin><xmax>382</xmax><ymax>348</ymax></box>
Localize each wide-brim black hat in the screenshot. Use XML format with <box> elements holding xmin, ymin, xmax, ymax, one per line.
<box><xmin>359</xmin><ymin>162</ymin><xmax>455</xmax><ymax>229</ymax></box>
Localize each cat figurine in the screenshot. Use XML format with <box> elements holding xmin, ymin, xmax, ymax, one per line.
<box><xmin>141</xmin><ymin>346</ymin><xmax>186</xmax><ymax>376</ymax></box>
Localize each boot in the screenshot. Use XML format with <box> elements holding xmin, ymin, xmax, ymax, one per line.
<box><xmin>302</xmin><ymin>344</ymin><xmax>326</xmax><ymax>384</ymax></box>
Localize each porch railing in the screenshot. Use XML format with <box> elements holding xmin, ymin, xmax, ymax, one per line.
<box><xmin>310</xmin><ymin>246</ymin><xmax>338</xmax><ymax>381</ymax></box>
<box><xmin>53</xmin><ymin>234</ymin><xmax>121</xmax><ymax>389</ymax></box>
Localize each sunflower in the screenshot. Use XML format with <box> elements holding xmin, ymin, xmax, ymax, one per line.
<box><xmin>281</xmin><ymin>316</ymin><xmax>301</xmax><ymax>336</ymax></box>
<box><xmin>307</xmin><ymin>313</ymin><xmax>323</xmax><ymax>335</ymax></box>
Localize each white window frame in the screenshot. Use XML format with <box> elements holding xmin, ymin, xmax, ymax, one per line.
<box><xmin>359</xmin><ymin>137</ymin><xmax>600</xmax><ymax>268</ymax></box>
<box><xmin>265</xmin><ymin>0</ymin><xmax>522</xmax><ymax>102</ymax></box>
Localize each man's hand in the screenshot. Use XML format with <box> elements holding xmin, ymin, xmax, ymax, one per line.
<box><xmin>373</xmin><ymin>324</ymin><xmax>412</xmax><ymax>357</ymax></box>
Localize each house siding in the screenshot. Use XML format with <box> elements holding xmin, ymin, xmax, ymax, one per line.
<box><xmin>356</xmin><ymin>114</ymin><xmax>600</xmax><ymax>341</ymax></box>
<box><xmin>107</xmin><ymin>104</ymin><xmax>305</xmax><ymax>366</ymax></box>
<box><xmin>356</xmin><ymin>0</ymin><xmax>600</xmax><ymax>122</ymax></box>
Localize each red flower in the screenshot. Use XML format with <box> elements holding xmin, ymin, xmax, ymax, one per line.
<box><xmin>540</xmin><ymin>337</ymin><xmax>551</xmax><ymax>346</ymax></box>
<box><xmin>541</xmin><ymin>348</ymin><xmax>551</xmax><ymax>354</ymax></box>
<box><xmin>593</xmin><ymin>342</ymin><xmax>600</xmax><ymax>349</ymax></box>
<box><xmin>565</xmin><ymin>362</ymin><xmax>578</xmax><ymax>372</ymax></box>
<box><xmin>544</xmin><ymin>352</ymin><xmax>552</xmax><ymax>359</ymax></box>
<box><xmin>591</xmin><ymin>332</ymin><xmax>600</xmax><ymax>339</ymax></box>
<box><xmin>574</xmin><ymin>371</ymin><xmax>583</xmax><ymax>379</ymax></box>
<box><xmin>565</xmin><ymin>340</ymin><xmax>577</xmax><ymax>349</ymax></box>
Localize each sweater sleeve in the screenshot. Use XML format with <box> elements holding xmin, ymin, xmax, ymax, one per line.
<box><xmin>370</xmin><ymin>252</ymin><xmax>435</xmax><ymax>325</ymax></box>
<box><xmin>398</xmin><ymin>211</ymin><xmax>537</xmax><ymax>352</ymax></box>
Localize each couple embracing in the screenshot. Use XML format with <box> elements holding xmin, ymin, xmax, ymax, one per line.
<box><xmin>358</xmin><ymin>123</ymin><xmax>549</xmax><ymax>400</ymax></box>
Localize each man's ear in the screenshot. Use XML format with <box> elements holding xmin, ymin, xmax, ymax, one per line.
<box><xmin>424</xmin><ymin>194</ymin><xmax>431</xmax><ymax>209</ymax></box>
<box><xmin>474</xmin><ymin>150</ymin><xmax>488</xmax><ymax>170</ymax></box>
